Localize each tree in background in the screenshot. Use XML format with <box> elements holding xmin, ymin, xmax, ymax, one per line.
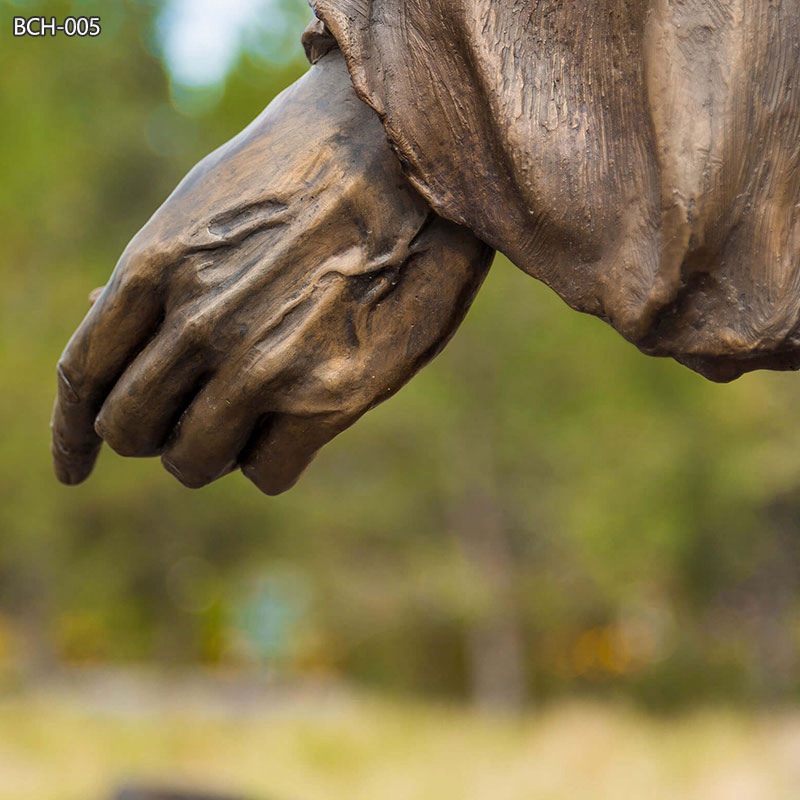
<box><xmin>2</xmin><ymin>0</ymin><xmax>800</xmax><ymax>709</ymax></box>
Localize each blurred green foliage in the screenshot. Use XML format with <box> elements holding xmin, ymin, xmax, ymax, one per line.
<box><xmin>2</xmin><ymin>0</ymin><xmax>800</xmax><ymax>710</ymax></box>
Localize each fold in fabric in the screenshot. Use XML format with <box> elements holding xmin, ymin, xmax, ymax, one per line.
<box><xmin>310</xmin><ymin>0</ymin><xmax>800</xmax><ymax>381</ymax></box>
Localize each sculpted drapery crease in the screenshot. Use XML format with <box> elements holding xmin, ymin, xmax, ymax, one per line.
<box><xmin>310</xmin><ymin>0</ymin><xmax>800</xmax><ymax>381</ymax></box>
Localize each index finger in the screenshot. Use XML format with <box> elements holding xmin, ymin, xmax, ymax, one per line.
<box><xmin>51</xmin><ymin>261</ymin><xmax>162</xmax><ymax>485</ymax></box>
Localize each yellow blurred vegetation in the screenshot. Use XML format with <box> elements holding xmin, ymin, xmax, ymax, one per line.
<box><xmin>0</xmin><ymin>680</ymin><xmax>799</xmax><ymax>800</ymax></box>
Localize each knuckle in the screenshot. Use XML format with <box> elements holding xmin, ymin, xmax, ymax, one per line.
<box><xmin>172</xmin><ymin>309</ymin><xmax>211</xmax><ymax>347</ymax></box>
<box><xmin>112</xmin><ymin>229</ymin><xmax>184</xmax><ymax>299</ymax></box>
<box><xmin>119</xmin><ymin>267</ymin><xmax>158</xmax><ymax>298</ymax></box>
<box><xmin>299</xmin><ymin>357</ymin><xmax>378</xmax><ymax>412</ymax></box>
<box><xmin>115</xmin><ymin>242</ymin><xmax>162</xmax><ymax>290</ymax></box>
<box><xmin>123</xmin><ymin>229</ymin><xmax>171</xmax><ymax>268</ymax></box>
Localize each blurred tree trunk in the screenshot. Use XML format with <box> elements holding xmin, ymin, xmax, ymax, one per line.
<box><xmin>748</xmin><ymin>496</ymin><xmax>800</xmax><ymax>696</ymax></box>
<box><xmin>440</xmin><ymin>312</ymin><xmax>530</xmax><ymax>712</ymax></box>
<box><xmin>455</xmin><ymin>492</ymin><xmax>527</xmax><ymax>711</ymax></box>
<box><xmin>447</xmin><ymin>442</ymin><xmax>527</xmax><ymax>712</ymax></box>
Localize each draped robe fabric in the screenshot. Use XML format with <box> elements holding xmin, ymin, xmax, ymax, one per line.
<box><xmin>308</xmin><ymin>0</ymin><xmax>800</xmax><ymax>381</ymax></box>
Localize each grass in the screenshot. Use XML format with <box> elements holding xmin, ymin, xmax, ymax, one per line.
<box><xmin>0</xmin><ymin>672</ymin><xmax>799</xmax><ymax>800</ymax></box>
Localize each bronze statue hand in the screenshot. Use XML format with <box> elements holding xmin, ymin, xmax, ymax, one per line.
<box><xmin>51</xmin><ymin>52</ymin><xmax>493</xmax><ymax>494</ymax></box>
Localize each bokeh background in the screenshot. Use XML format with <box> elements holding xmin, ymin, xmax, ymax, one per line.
<box><xmin>3</xmin><ymin>0</ymin><xmax>800</xmax><ymax>797</ymax></box>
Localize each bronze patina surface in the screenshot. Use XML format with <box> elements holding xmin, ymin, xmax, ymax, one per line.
<box><xmin>53</xmin><ymin>1</ymin><xmax>800</xmax><ymax>493</ymax></box>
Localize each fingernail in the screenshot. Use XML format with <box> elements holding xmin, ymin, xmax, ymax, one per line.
<box><xmin>56</xmin><ymin>364</ymin><xmax>80</xmax><ymax>404</ymax></box>
<box><xmin>162</xmin><ymin>457</ymin><xmax>182</xmax><ymax>480</ymax></box>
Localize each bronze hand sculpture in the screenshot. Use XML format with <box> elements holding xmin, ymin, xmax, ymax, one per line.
<box><xmin>53</xmin><ymin>1</ymin><xmax>800</xmax><ymax>493</ymax></box>
<box><xmin>51</xmin><ymin>50</ymin><xmax>490</xmax><ymax>494</ymax></box>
